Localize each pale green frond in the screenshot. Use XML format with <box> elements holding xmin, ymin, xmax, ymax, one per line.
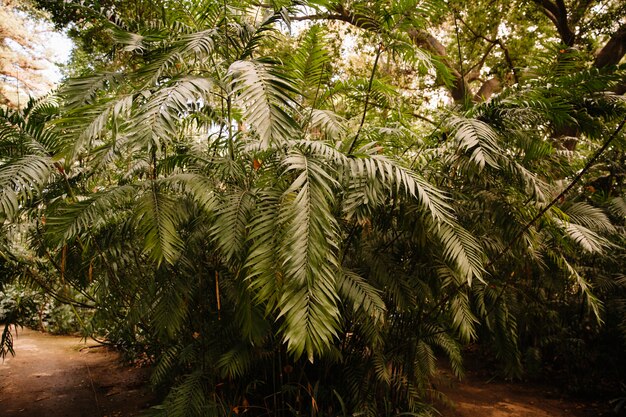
<box><xmin>287</xmin><ymin>139</ymin><xmax>348</xmax><ymax>165</ymax></box>
<box><xmin>556</xmin><ymin>219</ymin><xmax>611</xmax><ymax>253</ymax></box>
<box><xmin>211</xmin><ymin>187</ymin><xmax>255</xmax><ymax>265</ymax></box>
<box><xmin>109</xmin><ymin>27</ymin><xmax>147</xmax><ymax>52</ymax></box>
<box><xmin>134</xmin><ymin>184</ymin><xmax>185</xmax><ymax>265</ymax></box>
<box><xmin>289</xmin><ymin>25</ymin><xmax>332</xmax><ymax>103</ymax></box>
<box><xmin>237</xmin><ymin>10</ymin><xmax>285</xmax><ymax>59</ymax></box>
<box><xmin>564</xmin><ymin>202</ymin><xmax>615</xmax><ymax>233</ymax></box>
<box><xmin>55</xmin><ymin>94</ymin><xmax>133</xmax><ymax>160</ymax></box>
<box><xmin>308</xmin><ymin>109</ymin><xmax>347</xmax><ymax>139</ymax></box>
<box><xmin>163</xmin><ymin>173</ymin><xmax>219</xmax><ymax>212</ymax></box>
<box><xmin>61</xmin><ymin>72</ymin><xmax>125</xmax><ymax>109</ymax></box>
<box><xmin>0</xmin><ymin>155</ymin><xmax>54</xmax><ymax>220</ymax></box>
<box><xmin>336</xmin><ymin>268</ymin><xmax>386</xmax><ymax>324</ymax></box>
<box><xmin>433</xmin><ymin>222</ymin><xmax>485</xmax><ymax>284</ymax></box>
<box><xmin>130</xmin><ymin>77</ymin><xmax>214</xmax><ymax>150</ymax></box>
<box><xmin>276</xmin><ymin>150</ymin><xmax>341</xmax><ymax>360</ymax></box>
<box><xmin>141</xmin><ymin>29</ymin><xmax>219</xmax><ymax>83</ymax></box>
<box><xmin>0</xmin><ymin>108</ymin><xmax>58</xmax><ymax>156</ymax></box>
<box><xmin>349</xmin><ymin>150</ymin><xmax>453</xmax><ymax>223</ymax></box>
<box><xmin>446</xmin><ymin>115</ymin><xmax>501</xmax><ymax>171</ymax></box>
<box><xmin>228</xmin><ymin>59</ymin><xmax>298</xmax><ymax>147</ymax></box>
<box><xmin>244</xmin><ymin>189</ymin><xmax>282</xmax><ymax>311</ymax></box>
<box><xmin>45</xmin><ymin>185</ymin><xmax>137</xmax><ymax>243</ymax></box>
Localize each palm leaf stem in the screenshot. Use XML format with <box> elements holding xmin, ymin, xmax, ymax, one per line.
<box><xmin>25</xmin><ymin>267</ymin><xmax>94</xmax><ymax>308</ymax></box>
<box><xmin>347</xmin><ymin>42</ymin><xmax>384</xmax><ymax>154</ymax></box>
<box><xmin>227</xmin><ymin>95</ymin><xmax>234</xmax><ymax>160</ymax></box>
<box><xmin>31</xmin><ymin>231</ymin><xmax>96</xmax><ymax>305</ymax></box>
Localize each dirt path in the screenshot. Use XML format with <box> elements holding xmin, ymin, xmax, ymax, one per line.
<box><xmin>438</xmin><ymin>372</ymin><xmax>612</xmax><ymax>417</ymax></box>
<box><xmin>0</xmin><ymin>327</ymin><xmax>154</xmax><ymax>417</ymax></box>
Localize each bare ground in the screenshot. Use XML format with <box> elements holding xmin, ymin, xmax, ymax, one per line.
<box><xmin>0</xmin><ymin>327</ymin><xmax>155</xmax><ymax>417</ymax></box>
<box><xmin>437</xmin><ymin>371</ymin><xmax>613</xmax><ymax>417</ymax></box>
<box><xmin>0</xmin><ymin>328</ymin><xmax>616</xmax><ymax>417</ymax></box>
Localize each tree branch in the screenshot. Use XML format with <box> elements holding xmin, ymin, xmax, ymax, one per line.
<box><xmin>594</xmin><ymin>24</ymin><xmax>626</xmax><ymax>68</ymax></box>
<box><xmin>457</xmin><ymin>15</ymin><xmax>519</xmax><ymax>84</ymax></box>
<box><xmin>531</xmin><ymin>0</ymin><xmax>575</xmax><ymax>46</ymax></box>
<box><xmin>292</xmin><ymin>9</ymin><xmax>472</xmax><ymax>102</ymax></box>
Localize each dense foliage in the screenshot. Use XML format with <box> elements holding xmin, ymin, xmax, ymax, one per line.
<box><xmin>1</xmin><ymin>0</ymin><xmax>626</xmax><ymax>415</ymax></box>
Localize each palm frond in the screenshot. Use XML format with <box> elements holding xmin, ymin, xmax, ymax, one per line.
<box><xmin>61</xmin><ymin>72</ymin><xmax>125</xmax><ymax>109</ymax></box>
<box><xmin>337</xmin><ymin>268</ymin><xmax>386</xmax><ymax>324</ymax></box>
<box><xmin>308</xmin><ymin>109</ymin><xmax>347</xmax><ymax>139</ymax></box>
<box><xmin>564</xmin><ymin>202</ymin><xmax>615</xmax><ymax>233</ymax></box>
<box><xmin>228</xmin><ymin>59</ymin><xmax>298</xmax><ymax>147</ymax></box>
<box><xmin>446</xmin><ymin>115</ymin><xmax>501</xmax><ymax>171</ymax></box>
<box><xmin>217</xmin><ymin>343</ymin><xmax>253</xmax><ymax>379</ymax></box>
<box><xmin>130</xmin><ymin>77</ymin><xmax>214</xmax><ymax>150</ymax></box>
<box><xmin>609</xmin><ymin>196</ymin><xmax>626</xmax><ymax>219</ymax></box>
<box><xmin>556</xmin><ymin>219</ymin><xmax>611</xmax><ymax>253</ymax></box>
<box><xmin>348</xmin><ymin>149</ymin><xmax>453</xmax><ymax>223</ymax></box>
<box><xmin>289</xmin><ymin>25</ymin><xmax>331</xmax><ymax>104</ymax></box>
<box><xmin>277</xmin><ymin>150</ymin><xmax>341</xmax><ymax>360</ymax></box>
<box><xmin>135</xmin><ymin>184</ymin><xmax>185</xmax><ymax>265</ymax></box>
<box><xmin>141</xmin><ymin>29</ymin><xmax>219</xmax><ymax>83</ymax></box>
<box><xmin>0</xmin><ymin>155</ymin><xmax>54</xmax><ymax>220</ymax></box>
<box><xmin>433</xmin><ymin>222</ymin><xmax>485</xmax><ymax>284</ymax></box>
<box><xmin>45</xmin><ymin>185</ymin><xmax>137</xmax><ymax>243</ymax></box>
<box><xmin>212</xmin><ymin>187</ymin><xmax>255</xmax><ymax>265</ymax></box>
<box><xmin>560</xmin><ymin>255</ymin><xmax>604</xmax><ymax>323</ymax></box>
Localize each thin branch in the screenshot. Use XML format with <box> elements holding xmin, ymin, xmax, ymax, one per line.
<box><xmin>453</xmin><ymin>13</ymin><xmax>467</xmax><ymax>101</ymax></box>
<box><xmin>290</xmin><ymin>12</ymin><xmax>378</xmax><ymax>31</ymax></box>
<box><xmin>411</xmin><ymin>112</ymin><xmax>438</xmax><ymax>127</ymax></box>
<box><xmin>348</xmin><ymin>43</ymin><xmax>384</xmax><ymax>154</ymax></box>
<box><xmin>456</xmin><ymin>15</ymin><xmax>519</xmax><ymax>84</ymax></box>
<box><xmin>464</xmin><ymin>42</ymin><xmax>497</xmax><ymax>82</ymax></box>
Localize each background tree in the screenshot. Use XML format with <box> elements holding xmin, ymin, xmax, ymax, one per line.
<box><xmin>0</xmin><ymin>0</ymin><xmax>68</xmax><ymax>107</ymax></box>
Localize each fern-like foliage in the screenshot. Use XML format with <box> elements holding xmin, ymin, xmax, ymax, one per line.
<box><xmin>228</xmin><ymin>59</ymin><xmax>299</xmax><ymax>148</ymax></box>
<box><xmin>7</xmin><ymin>2</ymin><xmax>626</xmax><ymax>417</ymax></box>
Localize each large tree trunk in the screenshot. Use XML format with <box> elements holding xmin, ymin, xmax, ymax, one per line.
<box><xmin>594</xmin><ymin>24</ymin><xmax>626</xmax><ymax>68</ymax></box>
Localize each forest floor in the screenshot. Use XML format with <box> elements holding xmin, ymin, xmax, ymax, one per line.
<box><xmin>0</xmin><ymin>327</ymin><xmax>155</xmax><ymax>417</ymax></box>
<box><xmin>437</xmin><ymin>370</ymin><xmax>613</xmax><ymax>417</ymax></box>
<box><xmin>0</xmin><ymin>327</ymin><xmax>617</xmax><ymax>417</ymax></box>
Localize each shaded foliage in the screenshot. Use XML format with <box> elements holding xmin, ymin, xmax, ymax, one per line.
<box><xmin>2</xmin><ymin>0</ymin><xmax>626</xmax><ymax>415</ymax></box>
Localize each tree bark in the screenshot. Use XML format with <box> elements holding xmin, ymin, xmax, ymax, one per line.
<box><xmin>594</xmin><ymin>24</ymin><xmax>626</xmax><ymax>68</ymax></box>
<box><xmin>474</xmin><ymin>78</ymin><xmax>502</xmax><ymax>102</ymax></box>
<box><xmin>531</xmin><ymin>0</ymin><xmax>575</xmax><ymax>46</ymax></box>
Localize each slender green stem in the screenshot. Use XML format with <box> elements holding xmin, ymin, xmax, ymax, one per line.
<box><xmin>348</xmin><ymin>42</ymin><xmax>384</xmax><ymax>154</ymax></box>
